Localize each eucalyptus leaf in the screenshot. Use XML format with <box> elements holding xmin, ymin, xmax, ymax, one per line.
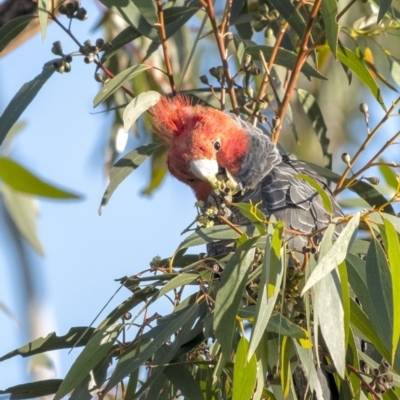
<box><xmin>336</xmin><ymin>45</ymin><xmax>385</xmax><ymax>110</ymax></box>
<box><xmin>321</xmin><ymin>0</ymin><xmax>338</xmax><ymax>56</ymax></box>
<box><xmin>93</xmin><ymin>65</ymin><xmax>151</xmax><ymax>108</ymax></box>
<box><xmin>0</xmin><ymin>15</ymin><xmax>36</xmax><ymax>53</ymax></box>
<box><xmin>378</xmin><ymin>0</ymin><xmax>392</xmax><ymax>22</ymax></box>
<box><xmin>0</xmin><ymin>327</ymin><xmax>95</xmax><ymax>361</ymax></box>
<box><xmin>1</xmin><ymin>184</ymin><xmax>44</xmax><ymax>256</ymax></box>
<box><xmin>302</xmin><ymin>212</ymin><xmax>360</xmax><ymax>293</ymax></box>
<box><xmin>164</xmin><ymin>365</ymin><xmax>204</xmax><ymax>400</ymax></box>
<box><xmin>0</xmin><ymin>158</ymin><xmax>80</xmax><ymax>199</ymax></box>
<box><xmin>0</xmin><ymin>61</ymin><xmax>55</xmax><ymax>146</ymax></box>
<box><xmin>232</xmin><ymin>337</ymin><xmax>257</xmax><ymax>400</ymax></box>
<box><xmin>38</xmin><ymin>0</ymin><xmax>49</xmax><ymax>41</ymax></box>
<box><xmin>98</xmin><ymin>143</ymin><xmax>160</xmax><ymax>214</ymax></box>
<box><xmin>246</xmin><ymin>46</ymin><xmax>326</xmax><ymax>80</ymax></box>
<box><xmin>123</xmin><ymin>91</ymin><xmax>161</xmax><ymax>132</ymax></box>
<box><xmin>54</xmin><ymin>324</ymin><xmax>123</xmax><ymax>400</ymax></box>
<box><xmin>0</xmin><ymin>380</ymin><xmax>62</xmax><ymax>400</ymax></box>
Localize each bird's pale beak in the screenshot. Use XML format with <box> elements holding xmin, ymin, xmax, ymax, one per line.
<box><xmin>189</xmin><ymin>159</ymin><xmax>220</xmax><ymax>186</ymax></box>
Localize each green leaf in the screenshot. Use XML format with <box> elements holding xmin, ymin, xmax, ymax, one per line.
<box><xmin>383</xmin><ymin>217</ymin><xmax>400</xmax><ymax>364</ymax></box>
<box><xmin>232</xmin><ymin>337</ymin><xmax>257</xmax><ymax>400</ymax></box>
<box><xmin>378</xmin><ymin>0</ymin><xmax>392</xmax><ymax>22</ymax></box>
<box><xmin>312</xmin><ymin>223</ymin><xmax>345</xmax><ymax>378</ymax></box>
<box><xmin>0</xmin><ymin>61</ymin><xmax>55</xmax><ymax>146</ymax></box>
<box><xmin>390</xmin><ymin>59</ymin><xmax>400</xmax><ymax>87</ymax></box>
<box><xmin>280</xmin><ymin>336</ymin><xmax>291</xmax><ymax>397</ymax></box>
<box><xmin>295</xmin><ymin>174</ymin><xmax>333</xmax><ymax>215</ymax></box>
<box><xmin>141</xmin><ymin>144</ymin><xmax>168</xmax><ymax>196</ymax></box>
<box><xmin>1</xmin><ymin>184</ymin><xmax>44</xmax><ymax>256</ymax></box>
<box><xmin>98</xmin><ymin>143</ymin><xmax>160</xmax><ymax>214</ymax></box>
<box><xmin>302</xmin><ymin>212</ymin><xmax>360</xmax><ymax>293</ymax></box>
<box><xmin>338</xmin><ymin>261</ymin><xmax>350</xmax><ymax>353</ymax></box>
<box><xmin>123</xmin><ymin>91</ymin><xmax>161</xmax><ymax>132</ymax></box>
<box><xmin>366</xmin><ymin>238</ymin><xmax>393</xmax><ymax>354</ymax></box>
<box><xmin>306</xmin><ymin>162</ymin><xmax>395</xmax><ymax>215</ymax></box>
<box><xmin>132</xmin><ymin>0</ymin><xmax>158</xmax><ymax>25</ymax></box>
<box><xmin>245</xmin><ymin>45</ymin><xmax>327</xmax><ymax>80</ymax></box>
<box><xmin>0</xmin><ymin>327</ymin><xmax>95</xmax><ymax>361</ymax></box>
<box><xmin>268</xmin><ymin>0</ymin><xmax>307</xmax><ymax>40</ymax></box>
<box><xmin>0</xmin><ymin>380</ymin><xmax>62</xmax><ymax>399</ymax></box>
<box><xmin>321</xmin><ymin>0</ymin><xmax>338</xmax><ymax>56</ymax></box>
<box><xmin>38</xmin><ymin>0</ymin><xmax>49</xmax><ymax>41</ymax></box>
<box><xmin>297</xmin><ymin>89</ymin><xmax>331</xmax><ymax>168</ymax></box>
<box><xmin>164</xmin><ymin>365</ymin><xmax>204</xmax><ymax>400</ymax></box>
<box><xmin>379</xmin><ymin>160</ymin><xmax>399</xmax><ymax>189</ymax></box>
<box><xmin>93</xmin><ymin>65</ymin><xmax>151</xmax><ymax>107</ymax></box>
<box><xmin>104</xmin><ymin>304</ymin><xmax>198</xmax><ymax>391</ymax></box>
<box><xmin>178</xmin><ymin>224</ymin><xmax>259</xmax><ymax>250</ymax></box>
<box><xmin>0</xmin><ymin>15</ymin><xmax>36</xmax><ymax>53</ymax></box>
<box><xmin>248</xmin><ymin>222</ymin><xmax>284</xmax><ymax>359</ymax></box>
<box><xmin>158</xmin><ymin>272</ymin><xmax>200</xmax><ymax>297</ymax></box>
<box><xmin>335</xmin><ymin>45</ymin><xmax>385</xmax><ymax>110</ymax></box>
<box><xmin>349</xmin><ymin>298</ymin><xmax>390</xmax><ymax>361</ymax></box>
<box><xmin>54</xmin><ymin>324</ymin><xmax>123</xmax><ymax>400</ymax></box>
<box><xmin>0</xmin><ymin>158</ymin><xmax>80</xmax><ymax>199</ymax></box>
<box><xmin>214</xmin><ymin>239</ymin><xmax>257</xmax><ymax>360</ymax></box>
<box><xmin>99</xmin><ymin>0</ymin><xmax>157</xmax><ymax>39</ymax></box>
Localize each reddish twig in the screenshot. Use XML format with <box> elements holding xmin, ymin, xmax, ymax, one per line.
<box><xmin>272</xmin><ymin>0</ymin><xmax>323</xmax><ymax>143</ymax></box>
<box><xmin>204</xmin><ymin>0</ymin><xmax>239</xmax><ymax>113</ymax></box>
<box><xmin>346</xmin><ymin>364</ymin><xmax>381</xmax><ymax>399</ymax></box>
<box><xmin>155</xmin><ymin>0</ymin><xmax>177</xmax><ymax>96</ymax></box>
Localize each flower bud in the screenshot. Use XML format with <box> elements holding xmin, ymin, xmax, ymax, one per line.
<box><xmin>359</xmin><ymin>102</ymin><xmax>369</xmax><ymax>114</ymax></box>
<box><xmin>84</xmin><ymin>54</ymin><xmax>94</xmax><ymax>63</ymax></box>
<box><xmin>245</xmin><ymin>85</ymin><xmax>254</xmax><ymax>98</ymax></box>
<box><xmin>199</xmin><ymin>75</ymin><xmax>209</xmax><ymax>85</ymax></box>
<box><xmin>366</xmin><ymin>177</ymin><xmax>380</xmax><ymax>185</ymax></box>
<box><xmin>270</xmin><ymin>9</ymin><xmax>280</xmax><ymax>19</ymax></box>
<box><xmin>265</xmin><ymin>27</ymin><xmax>274</xmax><ymax>39</ymax></box>
<box><xmin>102</xmin><ymin>42</ymin><xmax>113</xmax><ymax>51</ymax></box>
<box><xmin>51</xmin><ymin>40</ymin><xmax>63</xmax><ymax>56</ymax></box>
<box><xmin>64</xmin><ymin>54</ymin><xmax>73</xmax><ymax>63</ymax></box>
<box><xmin>341</xmin><ymin>153</ymin><xmax>351</xmax><ymax>165</ymax></box>
<box><xmin>265</xmin><ymin>93</ymin><xmax>274</xmax><ymax>103</ymax></box>
<box><xmin>59</xmin><ymin>4</ymin><xmax>67</xmax><ymax>14</ymax></box>
<box><xmin>259</xmin><ymin>4</ymin><xmax>269</xmax><ymax>15</ymax></box>
<box><xmin>95</xmin><ymin>73</ymin><xmax>105</xmax><ymax>83</ymax></box>
<box><xmin>242</xmin><ymin>53</ymin><xmax>252</xmax><ymax>71</ymax></box>
<box><xmin>75</xmin><ymin>6</ymin><xmax>88</xmax><ymax>20</ymax></box>
<box><xmin>79</xmin><ymin>45</ymin><xmax>89</xmax><ymax>55</ymax></box>
<box><xmin>84</xmin><ymin>39</ymin><xmax>93</xmax><ymax>48</ymax></box>
<box><xmin>64</xmin><ymin>62</ymin><xmax>71</xmax><ymax>72</ymax></box>
<box><xmin>96</xmin><ymin>38</ymin><xmax>105</xmax><ymax>49</ymax></box>
<box><xmin>249</xmin><ymin>67</ymin><xmax>260</xmax><ymax>76</ymax></box>
<box><xmin>65</xmin><ymin>2</ymin><xmax>76</xmax><ymax>16</ymax></box>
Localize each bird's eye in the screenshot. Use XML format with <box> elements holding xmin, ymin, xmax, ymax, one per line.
<box><xmin>213</xmin><ymin>139</ymin><xmax>221</xmax><ymax>152</ymax></box>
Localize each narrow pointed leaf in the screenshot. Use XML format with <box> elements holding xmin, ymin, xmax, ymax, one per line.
<box><xmin>366</xmin><ymin>238</ymin><xmax>393</xmax><ymax>356</ymax></box>
<box><xmin>1</xmin><ymin>185</ymin><xmax>44</xmax><ymax>255</ymax></box>
<box><xmin>164</xmin><ymin>365</ymin><xmax>204</xmax><ymax>400</ymax></box>
<box><xmin>0</xmin><ymin>380</ymin><xmax>63</xmax><ymax>399</ymax></box>
<box><xmin>54</xmin><ymin>324</ymin><xmax>123</xmax><ymax>400</ymax></box>
<box><xmin>280</xmin><ymin>336</ymin><xmax>291</xmax><ymax>397</ymax></box>
<box><xmin>93</xmin><ymin>65</ymin><xmax>151</xmax><ymax>107</ymax></box>
<box><xmin>302</xmin><ymin>212</ymin><xmax>360</xmax><ymax>293</ymax></box>
<box><xmin>0</xmin><ymin>15</ymin><xmax>36</xmax><ymax>53</ymax></box>
<box><xmin>335</xmin><ymin>45</ymin><xmax>385</xmax><ymax>110</ymax></box>
<box><xmin>0</xmin><ymin>61</ymin><xmax>55</xmax><ymax>146</ymax></box>
<box><xmin>296</xmin><ymin>174</ymin><xmax>332</xmax><ymax>215</ymax></box>
<box><xmin>378</xmin><ymin>0</ymin><xmax>392</xmax><ymax>22</ymax></box>
<box><xmin>132</xmin><ymin>0</ymin><xmax>157</xmax><ymax>25</ymax></box>
<box><xmin>0</xmin><ymin>158</ymin><xmax>80</xmax><ymax>199</ymax></box>
<box><xmin>379</xmin><ymin>160</ymin><xmax>398</xmax><ymax>189</ymax></box>
<box><xmin>297</xmin><ymin>89</ymin><xmax>331</xmax><ymax>168</ymax></box>
<box><xmin>321</xmin><ymin>0</ymin><xmax>338</xmax><ymax>56</ymax></box>
<box><xmin>38</xmin><ymin>0</ymin><xmax>49</xmax><ymax>41</ymax></box>
<box><xmin>104</xmin><ymin>304</ymin><xmax>198</xmax><ymax>391</ymax></box>
<box><xmin>232</xmin><ymin>337</ymin><xmax>257</xmax><ymax>400</ymax></box>
<box><xmin>214</xmin><ymin>239</ymin><xmax>257</xmax><ymax>359</ymax></box>
<box><xmin>98</xmin><ymin>143</ymin><xmax>160</xmax><ymax>214</ymax></box>
<box><xmin>0</xmin><ymin>327</ymin><xmax>95</xmax><ymax>361</ymax></box>
<box><xmin>338</xmin><ymin>261</ymin><xmax>350</xmax><ymax>352</ymax></box>
<box><xmin>245</xmin><ymin>46</ymin><xmax>327</xmax><ymax>80</ymax></box>
<box><xmin>123</xmin><ymin>91</ymin><xmax>161</xmax><ymax>132</ymax></box>
<box><xmin>248</xmin><ymin>222</ymin><xmax>284</xmax><ymax>359</ymax></box>
<box><xmin>178</xmin><ymin>224</ymin><xmax>259</xmax><ymax>250</ymax></box>
<box><xmin>383</xmin><ymin>217</ymin><xmax>400</xmax><ymax>363</ymax></box>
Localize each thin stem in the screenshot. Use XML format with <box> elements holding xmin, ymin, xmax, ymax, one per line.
<box><xmin>346</xmin><ymin>364</ymin><xmax>381</xmax><ymax>399</ymax></box>
<box><xmin>337</xmin><ymin>0</ymin><xmax>358</xmax><ymax>21</ymax></box>
<box><xmin>345</xmin><ymin>131</ymin><xmax>400</xmax><ymax>187</ymax></box>
<box><xmin>205</xmin><ymin>0</ymin><xmax>239</xmax><ymax>113</ymax></box>
<box><xmin>335</xmin><ymin>97</ymin><xmax>400</xmax><ymax>193</ymax></box>
<box><xmin>272</xmin><ymin>0</ymin><xmax>323</xmax><ymax>143</ymax></box>
<box><xmin>155</xmin><ymin>0</ymin><xmax>177</xmax><ymax>96</ymax></box>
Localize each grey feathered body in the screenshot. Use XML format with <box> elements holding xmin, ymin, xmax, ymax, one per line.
<box><xmin>208</xmin><ymin>116</ymin><xmax>343</xmax><ymax>258</ymax></box>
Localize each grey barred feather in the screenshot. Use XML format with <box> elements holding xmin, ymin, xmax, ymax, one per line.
<box><xmin>208</xmin><ymin>116</ymin><xmax>343</xmax><ymax>258</ymax></box>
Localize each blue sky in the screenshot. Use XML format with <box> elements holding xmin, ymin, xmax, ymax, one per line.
<box><xmin>0</xmin><ymin>2</ymin><xmax>199</xmax><ymax>388</ymax></box>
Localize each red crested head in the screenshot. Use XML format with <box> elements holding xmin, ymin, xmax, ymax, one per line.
<box><xmin>150</xmin><ymin>95</ymin><xmax>249</xmax><ymax>201</ymax></box>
